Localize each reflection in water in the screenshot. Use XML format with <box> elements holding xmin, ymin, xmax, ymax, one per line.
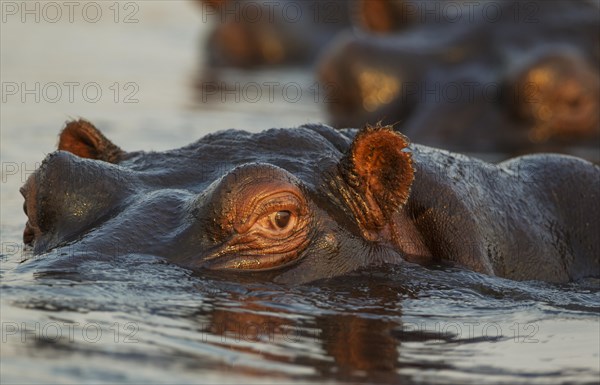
<box><xmin>3</xmin><ymin>254</ymin><xmax>598</xmax><ymax>384</ymax></box>
<box><xmin>203</xmin><ymin>285</ymin><xmax>405</xmax><ymax>380</ymax></box>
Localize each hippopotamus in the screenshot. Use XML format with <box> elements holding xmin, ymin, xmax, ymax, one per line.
<box><xmin>318</xmin><ymin>0</ymin><xmax>600</xmax><ymax>157</ymax></box>
<box><xmin>21</xmin><ymin>120</ymin><xmax>599</xmax><ymax>284</ymax></box>
<box><xmin>198</xmin><ymin>0</ymin><xmax>351</xmax><ymax>68</ymax></box>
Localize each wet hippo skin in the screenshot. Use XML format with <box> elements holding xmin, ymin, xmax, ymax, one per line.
<box><xmin>318</xmin><ymin>0</ymin><xmax>600</xmax><ymax>156</ymax></box>
<box><xmin>21</xmin><ymin>120</ymin><xmax>599</xmax><ymax>284</ymax></box>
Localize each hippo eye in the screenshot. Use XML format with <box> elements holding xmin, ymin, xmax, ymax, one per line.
<box><xmin>256</xmin><ymin>209</ymin><xmax>297</xmax><ymax>235</ymax></box>
<box><xmin>207</xmin><ymin>182</ymin><xmax>311</xmax><ymax>271</ymax></box>
<box><xmin>274</xmin><ymin>211</ymin><xmax>291</xmax><ymax>228</ymax></box>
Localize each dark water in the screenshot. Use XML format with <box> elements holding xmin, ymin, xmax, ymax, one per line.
<box><xmin>1</xmin><ymin>2</ymin><xmax>599</xmax><ymax>384</ymax></box>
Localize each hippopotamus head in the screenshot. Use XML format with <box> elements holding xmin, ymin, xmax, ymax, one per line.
<box><xmin>21</xmin><ymin>120</ymin><xmax>430</xmax><ymax>283</ymax></box>
<box><xmin>22</xmin><ymin>119</ymin><xmax>600</xmax><ymax>283</ymax></box>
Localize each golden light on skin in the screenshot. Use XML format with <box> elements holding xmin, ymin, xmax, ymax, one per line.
<box><xmin>521</xmin><ymin>64</ymin><xmax>598</xmax><ymax>142</ymax></box>
<box><xmin>71</xmin><ymin>201</ymin><xmax>92</xmax><ymax>218</ymax></box>
<box><xmin>233</xmin><ymin>259</ymin><xmax>261</xmax><ymax>269</ymax></box>
<box><xmin>357</xmin><ymin>70</ymin><xmax>401</xmax><ymax>112</ymax></box>
<box><xmin>63</xmin><ymin>191</ymin><xmax>94</xmax><ymax>218</ymax></box>
<box><xmin>528</xmin><ymin>68</ymin><xmax>554</xmax><ymax>87</ymax></box>
<box><xmin>524</xmin><ymin>68</ymin><xmax>554</xmax><ymax>142</ymax></box>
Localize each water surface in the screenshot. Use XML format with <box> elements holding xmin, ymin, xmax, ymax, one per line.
<box><xmin>1</xmin><ymin>2</ymin><xmax>598</xmax><ymax>384</ymax></box>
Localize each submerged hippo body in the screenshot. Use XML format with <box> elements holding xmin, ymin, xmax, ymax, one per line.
<box><xmin>318</xmin><ymin>0</ymin><xmax>600</xmax><ymax>156</ymax></box>
<box><xmin>21</xmin><ymin>120</ymin><xmax>599</xmax><ymax>284</ymax></box>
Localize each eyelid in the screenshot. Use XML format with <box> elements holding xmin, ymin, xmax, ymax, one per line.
<box><xmin>254</xmin><ymin>196</ymin><xmax>299</xmax><ymax>220</ymax></box>
<box><xmin>235</xmin><ymin>190</ymin><xmax>305</xmax><ymax>234</ymax></box>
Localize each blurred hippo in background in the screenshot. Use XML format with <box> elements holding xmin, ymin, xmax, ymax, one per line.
<box><xmin>21</xmin><ymin>120</ymin><xmax>599</xmax><ymax>284</ymax></box>
<box><xmin>197</xmin><ymin>0</ymin><xmax>351</xmax><ymax>68</ymax></box>
<box><xmin>318</xmin><ymin>0</ymin><xmax>600</xmax><ymax>157</ymax></box>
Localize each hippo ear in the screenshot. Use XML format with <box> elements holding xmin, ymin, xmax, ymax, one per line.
<box><xmin>58</xmin><ymin>119</ymin><xmax>124</xmax><ymax>163</ymax></box>
<box><xmin>339</xmin><ymin>124</ymin><xmax>414</xmax><ymax>231</ymax></box>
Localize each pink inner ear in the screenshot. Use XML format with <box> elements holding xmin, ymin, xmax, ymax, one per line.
<box><xmin>341</xmin><ymin>124</ymin><xmax>415</xmax><ymax>232</ymax></box>
<box><xmin>58</xmin><ymin>120</ymin><xmax>99</xmax><ymax>159</ymax></box>
<box><xmin>59</xmin><ymin>131</ymin><xmax>96</xmax><ymax>159</ymax></box>
<box><xmin>57</xmin><ymin>119</ymin><xmax>124</xmax><ymax>163</ymax></box>
<box><xmin>351</xmin><ymin>126</ymin><xmax>414</xmax><ymax>207</ymax></box>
